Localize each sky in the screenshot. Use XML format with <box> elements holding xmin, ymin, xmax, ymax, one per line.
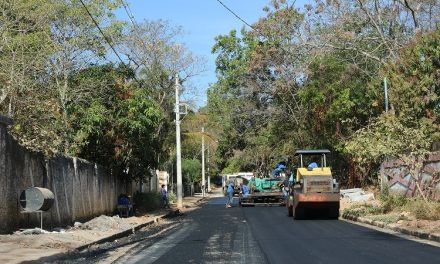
<box><xmin>116</xmin><ymin>0</ymin><xmax>308</xmax><ymax>107</ymax></box>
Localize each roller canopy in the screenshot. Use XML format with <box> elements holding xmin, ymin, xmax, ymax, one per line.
<box><xmin>295</xmin><ymin>149</ymin><xmax>330</xmax><ymax>155</ymax></box>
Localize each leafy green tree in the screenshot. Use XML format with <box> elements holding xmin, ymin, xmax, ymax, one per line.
<box><xmin>120</xmin><ymin>19</ymin><xmax>206</xmax><ymax>171</ymax></box>
<box><xmin>207</xmin><ymin>29</ymin><xmax>248</xmax><ymax>172</ymax></box>
<box><xmin>1</xmin><ymin>0</ymin><xmax>124</xmax><ymax>155</ymax></box>
<box><xmin>68</xmin><ymin>63</ymin><xmax>161</xmax><ymax>180</ymax></box>
<box><xmin>344</xmin><ymin>27</ymin><xmax>440</xmax><ymax>196</ymax></box>
<box><xmin>182</xmin><ymin>158</ymin><xmax>202</xmax><ymax>185</ymax></box>
<box><xmin>208</xmin><ymin>2</ymin><xmax>306</xmax><ymax>175</ymax></box>
<box><xmin>1</xmin><ymin>0</ymin><xmax>205</xmax><ymax>183</ymax></box>
<box><xmin>344</xmin><ymin>27</ymin><xmax>440</xmax><ymax>160</ymax></box>
<box><xmin>207</xmin><ymin>0</ymin><xmax>440</xmax><ymax>185</ymax></box>
<box><xmin>46</xmin><ymin>0</ymin><xmax>124</xmax><ymax>153</ymax></box>
<box><xmin>385</xmin><ymin>28</ymin><xmax>440</xmax><ymax>127</ymax></box>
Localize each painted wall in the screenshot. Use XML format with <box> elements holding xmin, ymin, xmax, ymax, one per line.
<box><xmin>380</xmin><ymin>152</ymin><xmax>440</xmax><ymax>200</ymax></box>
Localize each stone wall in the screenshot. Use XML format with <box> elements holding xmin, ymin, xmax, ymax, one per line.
<box><xmin>0</xmin><ymin>115</ymin><xmax>127</xmax><ymax>234</ymax></box>
<box><xmin>380</xmin><ymin>152</ymin><xmax>440</xmax><ymax>200</ymax></box>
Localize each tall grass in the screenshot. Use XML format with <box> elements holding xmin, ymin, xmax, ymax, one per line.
<box><xmin>344</xmin><ymin>187</ymin><xmax>440</xmax><ymax>221</ymax></box>
<box><xmin>380</xmin><ymin>192</ymin><xmax>408</xmax><ymax>213</ymax></box>
<box><xmin>405</xmin><ymin>199</ymin><xmax>440</xmax><ymax>220</ymax></box>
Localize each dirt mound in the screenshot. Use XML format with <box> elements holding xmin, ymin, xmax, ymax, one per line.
<box><xmin>81</xmin><ymin>215</ymin><xmax>135</xmax><ymax>232</ymax></box>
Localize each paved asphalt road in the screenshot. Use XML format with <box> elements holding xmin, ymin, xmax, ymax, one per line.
<box><xmin>122</xmin><ymin>197</ymin><xmax>440</xmax><ymax>264</ymax></box>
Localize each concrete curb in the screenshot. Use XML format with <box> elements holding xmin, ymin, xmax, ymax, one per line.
<box><xmin>76</xmin><ymin>214</ymin><xmax>165</xmax><ymax>252</ymax></box>
<box><xmin>342</xmin><ymin>213</ymin><xmax>440</xmax><ymax>243</ymax></box>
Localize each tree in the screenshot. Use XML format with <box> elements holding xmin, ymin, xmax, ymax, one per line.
<box><xmin>1</xmin><ymin>0</ymin><xmax>206</xmax><ymax>183</ymax></box>
<box><xmin>385</xmin><ymin>27</ymin><xmax>440</xmax><ymax>125</ymax></box>
<box><xmin>344</xmin><ymin>114</ymin><xmax>434</xmax><ymax>198</ymax></box>
<box><xmin>207</xmin><ymin>1</ymin><xmax>308</xmax><ymax>175</ymax></box>
<box><xmin>207</xmin><ymin>0</ymin><xmax>440</xmax><ymax>184</ymax></box>
<box><xmin>302</xmin><ymin>0</ymin><xmax>440</xmax><ymax>67</ymax></box>
<box><xmin>69</xmin><ymin>63</ymin><xmax>161</xmax><ymax>180</ymax></box>
<box><xmin>1</xmin><ymin>0</ymin><xmax>125</xmax><ymax>155</ymax></box>
<box><xmin>0</xmin><ymin>0</ymin><xmax>52</xmax><ymax>116</ymax></box>
<box><xmin>45</xmin><ymin>0</ymin><xmax>124</xmax><ymax>153</ymax></box>
<box><xmin>182</xmin><ymin>158</ymin><xmax>202</xmax><ymax>193</ymax></box>
<box><xmin>119</xmin><ymin>19</ymin><xmax>207</xmax><ymax>170</ymax></box>
<box><xmin>344</xmin><ymin>27</ymin><xmax>440</xmax><ymax>197</ymax></box>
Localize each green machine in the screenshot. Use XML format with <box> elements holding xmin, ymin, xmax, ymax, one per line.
<box><xmin>239</xmin><ymin>177</ymin><xmax>285</xmax><ymax>206</ymax></box>
<box><xmin>253</xmin><ymin>177</ymin><xmax>282</xmax><ymax>192</ymax></box>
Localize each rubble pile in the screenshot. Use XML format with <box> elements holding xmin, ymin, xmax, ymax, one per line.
<box><xmin>80</xmin><ymin>215</ymin><xmax>135</xmax><ymax>232</ymax></box>
<box><xmin>340</xmin><ymin>188</ymin><xmax>375</xmax><ymax>202</ymax></box>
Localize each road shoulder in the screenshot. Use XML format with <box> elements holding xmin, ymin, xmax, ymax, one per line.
<box><xmin>342</xmin><ymin>212</ymin><xmax>440</xmax><ymax>245</ymax></box>
<box><xmin>0</xmin><ymin>196</ymin><xmax>205</xmax><ymax>264</ymax></box>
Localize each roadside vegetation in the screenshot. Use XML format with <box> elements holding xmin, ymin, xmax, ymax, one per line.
<box><xmin>343</xmin><ymin>190</ymin><xmax>440</xmax><ymax>222</ymax></box>
<box><xmin>0</xmin><ymin>0</ymin><xmax>205</xmax><ymax>184</ymax></box>
<box><xmin>133</xmin><ymin>192</ymin><xmax>163</xmax><ymax>211</ymax></box>
<box><xmin>205</xmin><ymin>0</ymin><xmax>440</xmax><ymax>206</ymax></box>
<box><xmin>1</xmin><ymin>0</ymin><xmax>440</xmax><ymax>206</ymax></box>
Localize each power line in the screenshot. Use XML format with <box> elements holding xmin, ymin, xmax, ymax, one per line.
<box><xmin>121</xmin><ymin>0</ymin><xmax>147</xmax><ymax>68</ymax></box>
<box><xmin>215</xmin><ymin>0</ymin><xmax>256</xmax><ymax>30</ymax></box>
<box><xmin>78</xmin><ymin>0</ymin><xmax>142</xmax><ymax>84</ymax></box>
<box><xmin>215</xmin><ymin>0</ymin><xmax>300</xmax><ymax>60</ymax></box>
<box><xmin>122</xmin><ymin>0</ymin><xmax>141</xmax><ymax>30</ymax></box>
<box><xmin>78</xmin><ymin>0</ymin><xmax>125</xmax><ymax>65</ymax></box>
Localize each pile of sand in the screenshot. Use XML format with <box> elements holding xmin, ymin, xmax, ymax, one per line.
<box><xmin>80</xmin><ymin>215</ymin><xmax>137</xmax><ymax>232</ymax></box>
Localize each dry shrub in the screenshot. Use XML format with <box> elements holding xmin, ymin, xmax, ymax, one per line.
<box><xmin>406</xmin><ymin>199</ymin><xmax>440</xmax><ymax>220</ymax></box>
<box><xmin>379</xmin><ymin>187</ymin><xmax>409</xmax><ymax>213</ymax></box>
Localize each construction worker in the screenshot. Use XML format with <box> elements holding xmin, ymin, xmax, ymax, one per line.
<box><xmin>240</xmin><ymin>182</ymin><xmax>249</xmax><ymax>197</ymax></box>
<box><xmin>225</xmin><ymin>181</ymin><xmax>234</xmax><ymax>208</ymax></box>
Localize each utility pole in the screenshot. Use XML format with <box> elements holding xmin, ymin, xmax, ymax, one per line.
<box><xmin>175</xmin><ymin>74</ymin><xmax>183</xmax><ymax>208</ymax></box>
<box><xmin>384</xmin><ymin>77</ymin><xmax>389</xmax><ymax>113</ymax></box>
<box><xmin>207</xmin><ymin>145</ymin><xmax>210</xmax><ymax>193</ymax></box>
<box><xmin>382</xmin><ymin>77</ymin><xmax>390</xmax><ymax>192</ymax></box>
<box><xmin>201</xmin><ymin>127</ymin><xmax>205</xmax><ymax>197</ymax></box>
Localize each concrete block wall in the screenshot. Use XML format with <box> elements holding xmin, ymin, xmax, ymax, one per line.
<box><xmin>0</xmin><ymin>115</ymin><xmax>127</xmax><ymax>234</ymax></box>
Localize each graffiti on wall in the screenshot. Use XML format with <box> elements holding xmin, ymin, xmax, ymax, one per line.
<box><xmin>380</xmin><ymin>152</ymin><xmax>440</xmax><ymax>200</ymax></box>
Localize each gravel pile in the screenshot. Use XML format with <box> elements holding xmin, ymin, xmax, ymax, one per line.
<box><xmin>80</xmin><ymin>215</ymin><xmax>135</xmax><ymax>231</ymax></box>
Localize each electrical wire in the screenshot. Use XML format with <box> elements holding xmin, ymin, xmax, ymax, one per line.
<box><xmin>78</xmin><ymin>0</ymin><xmax>125</xmax><ymax>64</ymax></box>
<box><xmin>122</xmin><ymin>0</ymin><xmax>141</xmax><ymax>31</ymax></box>
<box><xmin>78</xmin><ymin>0</ymin><xmax>142</xmax><ymax>84</ymax></box>
<box><xmin>214</xmin><ymin>0</ymin><xmax>301</xmax><ymax>59</ymax></box>
<box><xmin>215</xmin><ymin>0</ymin><xmax>256</xmax><ymax>30</ymax></box>
<box><xmin>121</xmin><ymin>0</ymin><xmax>149</xmax><ymax>68</ymax></box>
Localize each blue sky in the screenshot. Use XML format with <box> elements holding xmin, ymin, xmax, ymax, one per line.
<box><xmin>116</xmin><ymin>0</ymin><xmax>307</xmax><ymax>107</ymax></box>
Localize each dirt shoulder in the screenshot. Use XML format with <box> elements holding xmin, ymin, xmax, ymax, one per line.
<box><xmin>0</xmin><ymin>196</ymin><xmax>204</xmax><ymax>264</ymax></box>
<box><xmin>340</xmin><ymin>190</ymin><xmax>440</xmax><ymax>242</ymax></box>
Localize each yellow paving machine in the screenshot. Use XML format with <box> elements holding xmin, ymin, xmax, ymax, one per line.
<box><xmin>287</xmin><ymin>149</ymin><xmax>340</xmax><ymax>219</ymax></box>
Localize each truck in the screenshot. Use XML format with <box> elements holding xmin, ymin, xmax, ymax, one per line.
<box><xmin>223</xmin><ymin>172</ymin><xmax>254</xmax><ymax>196</ymax></box>
<box><xmin>239</xmin><ymin>176</ymin><xmax>285</xmax><ymax>206</ymax></box>
<box><xmin>287</xmin><ymin>149</ymin><xmax>340</xmax><ymax>219</ymax></box>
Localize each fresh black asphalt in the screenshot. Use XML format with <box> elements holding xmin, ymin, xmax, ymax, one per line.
<box><xmin>126</xmin><ymin>197</ymin><xmax>440</xmax><ymax>264</ymax></box>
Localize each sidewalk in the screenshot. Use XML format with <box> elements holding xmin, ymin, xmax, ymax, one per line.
<box><xmin>0</xmin><ymin>196</ymin><xmax>205</xmax><ymax>264</ymax></box>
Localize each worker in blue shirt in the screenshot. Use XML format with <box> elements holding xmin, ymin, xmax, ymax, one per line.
<box><xmin>226</xmin><ymin>181</ymin><xmax>234</xmax><ymax>208</ymax></box>
<box><xmin>240</xmin><ymin>183</ymin><xmax>249</xmax><ymax>197</ymax></box>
